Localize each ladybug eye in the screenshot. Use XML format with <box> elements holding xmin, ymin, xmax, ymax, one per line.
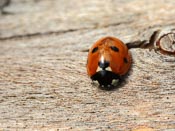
<box><xmin>110</xmin><ymin>46</ymin><xmax>119</xmax><ymax>52</ymax></box>
<box><xmin>92</xmin><ymin>47</ymin><xmax>98</xmax><ymax>53</ymax></box>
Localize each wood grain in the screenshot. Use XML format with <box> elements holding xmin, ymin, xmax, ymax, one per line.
<box><xmin>0</xmin><ymin>0</ymin><xmax>175</xmax><ymax>130</ymax></box>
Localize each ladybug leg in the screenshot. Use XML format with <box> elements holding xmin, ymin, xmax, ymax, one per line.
<box><xmin>110</xmin><ymin>74</ymin><xmax>121</xmax><ymax>87</ymax></box>
<box><xmin>90</xmin><ymin>73</ymin><xmax>98</xmax><ymax>81</ymax></box>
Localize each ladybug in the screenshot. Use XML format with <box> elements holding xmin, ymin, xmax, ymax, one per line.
<box><xmin>86</xmin><ymin>36</ymin><xmax>131</xmax><ymax>89</ymax></box>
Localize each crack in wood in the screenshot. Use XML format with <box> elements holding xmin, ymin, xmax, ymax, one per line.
<box><xmin>82</xmin><ymin>31</ymin><xmax>160</xmax><ymax>52</ymax></box>
<box><xmin>126</xmin><ymin>30</ymin><xmax>161</xmax><ymax>50</ymax></box>
<box><xmin>0</xmin><ymin>20</ymin><xmax>133</xmax><ymax>41</ymax></box>
<box><xmin>126</xmin><ymin>40</ymin><xmax>147</xmax><ymax>49</ymax></box>
<box><xmin>145</xmin><ymin>30</ymin><xmax>161</xmax><ymax>49</ymax></box>
<box><xmin>0</xmin><ymin>28</ymin><xmax>83</xmax><ymax>41</ymax></box>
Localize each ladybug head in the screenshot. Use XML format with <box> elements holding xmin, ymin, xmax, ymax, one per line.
<box><xmin>91</xmin><ymin>55</ymin><xmax>121</xmax><ymax>90</ymax></box>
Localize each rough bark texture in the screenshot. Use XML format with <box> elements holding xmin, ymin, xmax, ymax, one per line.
<box><xmin>0</xmin><ymin>0</ymin><xmax>175</xmax><ymax>130</ymax></box>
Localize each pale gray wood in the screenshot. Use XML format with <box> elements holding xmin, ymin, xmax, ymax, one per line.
<box><xmin>0</xmin><ymin>0</ymin><xmax>175</xmax><ymax>130</ymax></box>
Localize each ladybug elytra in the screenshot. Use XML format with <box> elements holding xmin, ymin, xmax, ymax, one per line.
<box><xmin>86</xmin><ymin>36</ymin><xmax>131</xmax><ymax>89</ymax></box>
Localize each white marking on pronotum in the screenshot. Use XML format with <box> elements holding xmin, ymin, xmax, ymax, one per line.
<box><xmin>105</xmin><ymin>67</ymin><xmax>112</xmax><ymax>71</ymax></box>
<box><xmin>97</xmin><ymin>66</ymin><xmax>112</xmax><ymax>72</ymax></box>
<box><xmin>96</xmin><ymin>67</ymin><xmax>101</xmax><ymax>72</ymax></box>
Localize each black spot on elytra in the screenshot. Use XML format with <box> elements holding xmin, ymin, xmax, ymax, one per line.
<box><xmin>110</xmin><ymin>46</ymin><xmax>119</xmax><ymax>52</ymax></box>
<box><xmin>123</xmin><ymin>57</ymin><xmax>128</xmax><ymax>63</ymax></box>
<box><xmin>92</xmin><ymin>47</ymin><xmax>98</xmax><ymax>53</ymax></box>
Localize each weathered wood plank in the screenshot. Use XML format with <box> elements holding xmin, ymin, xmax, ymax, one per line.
<box><xmin>0</xmin><ymin>0</ymin><xmax>175</xmax><ymax>130</ymax></box>
<box><xmin>1</xmin><ymin>0</ymin><xmax>175</xmax><ymax>39</ymax></box>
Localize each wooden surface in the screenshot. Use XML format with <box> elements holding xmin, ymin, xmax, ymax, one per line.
<box><xmin>0</xmin><ymin>0</ymin><xmax>175</xmax><ymax>130</ymax></box>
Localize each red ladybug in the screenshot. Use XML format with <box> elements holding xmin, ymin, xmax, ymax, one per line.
<box><xmin>86</xmin><ymin>36</ymin><xmax>131</xmax><ymax>89</ymax></box>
